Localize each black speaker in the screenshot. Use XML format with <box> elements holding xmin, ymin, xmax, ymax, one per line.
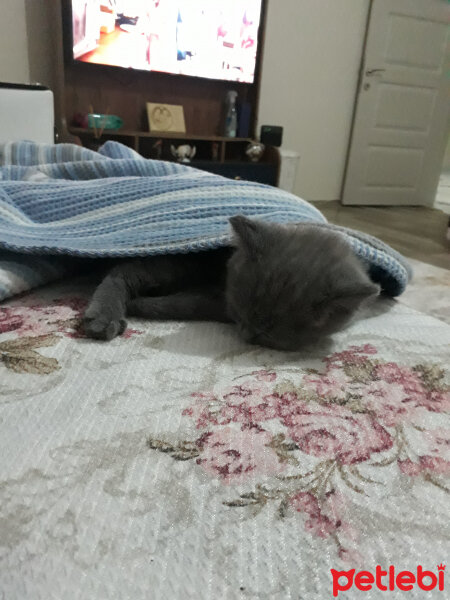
<box><xmin>260</xmin><ymin>125</ymin><xmax>283</xmax><ymax>147</ymax></box>
<box><xmin>237</xmin><ymin>101</ymin><xmax>251</xmax><ymax>138</ymax></box>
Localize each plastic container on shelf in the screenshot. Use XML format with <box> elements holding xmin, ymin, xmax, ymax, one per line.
<box><xmin>87</xmin><ymin>113</ymin><xmax>123</xmax><ymax>131</ymax></box>
<box><xmin>224</xmin><ymin>91</ymin><xmax>238</xmax><ymax>138</ymax></box>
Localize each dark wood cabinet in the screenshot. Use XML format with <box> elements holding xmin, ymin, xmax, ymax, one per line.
<box><xmin>69</xmin><ymin>127</ymin><xmax>280</xmax><ymax>185</ymax></box>
<box><xmin>60</xmin><ymin>1</ymin><xmax>276</xmax><ymax>184</ymax></box>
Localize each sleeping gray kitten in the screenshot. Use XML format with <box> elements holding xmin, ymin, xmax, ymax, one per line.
<box><xmin>83</xmin><ymin>216</ymin><xmax>379</xmax><ymax>350</ymax></box>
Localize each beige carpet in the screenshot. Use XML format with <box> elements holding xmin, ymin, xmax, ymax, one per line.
<box><xmin>1</xmin><ymin>277</ymin><xmax>449</xmax><ymax>599</ymax></box>
<box><xmin>398</xmin><ymin>258</ymin><xmax>450</xmax><ymax>325</ymax></box>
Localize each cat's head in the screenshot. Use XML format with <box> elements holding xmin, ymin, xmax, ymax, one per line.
<box><xmin>226</xmin><ymin>216</ymin><xmax>379</xmax><ymax>351</ymax></box>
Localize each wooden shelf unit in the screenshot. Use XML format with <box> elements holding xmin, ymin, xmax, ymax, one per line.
<box><xmin>69</xmin><ymin>127</ymin><xmax>257</xmax><ymax>162</ymax></box>
<box><xmin>59</xmin><ymin>1</ymin><xmax>279</xmax><ymax>184</ymax></box>
<box><xmin>60</xmin><ymin>0</ymin><xmax>269</xmax><ymax>140</ymax></box>
<box><xmin>68</xmin><ymin>127</ymin><xmax>280</xmax><ymax>185</ymax></box>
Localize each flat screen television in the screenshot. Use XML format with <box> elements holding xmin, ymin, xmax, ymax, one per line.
<box><xmin>69</xmin><ymin>0</ymin><xmax>263</xmax><ymax>83</ymax></box>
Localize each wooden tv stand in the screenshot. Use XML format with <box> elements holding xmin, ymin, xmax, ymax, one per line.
<box><xmin>69</xmin><ymin>127</ymin><xmax>280</xmax><ymax>186</ymax></box>
<box><xmin>59</xmin><ymin>1</ymin><xmax>277</xmax><ymax>184</ymax></box>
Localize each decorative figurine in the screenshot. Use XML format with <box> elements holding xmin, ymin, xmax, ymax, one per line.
<box><xmin>245</xmin><ymin>141</ymin><xmax>265</xmax><ymax>162</ymax></box>
<box><xmin>170</xmin><ymin>144</ymin><xmax>196</xmax><ymax>163</ymax></box>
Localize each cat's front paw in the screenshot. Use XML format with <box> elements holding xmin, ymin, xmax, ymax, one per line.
<box><xmin>82</xmin><ymin>312</ymin><xmax>127</xmax><ymax>341</ymax></box>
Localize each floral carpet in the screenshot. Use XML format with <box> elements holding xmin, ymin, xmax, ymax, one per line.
<box><xmin>0</xmin><ymin>279</ymin><xmax>449</xmax><ymax>599</ymax></box>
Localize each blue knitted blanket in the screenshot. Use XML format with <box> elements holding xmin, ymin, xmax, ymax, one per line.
<box><xmin>0</xmin><ymin>141</ymin><xmax>411</xmax><ymax>301</ymax></box>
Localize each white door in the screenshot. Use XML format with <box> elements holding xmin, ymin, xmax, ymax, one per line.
<box><xmin>342</xmin><ymin>0</ymin><xmax>450</xmax><ymax>206</ymax></box>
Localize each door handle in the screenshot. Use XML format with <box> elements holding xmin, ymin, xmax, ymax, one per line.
<box><xmin>365</xmin><ymin>68</ymin><xmax>386</xmax><ymax>77</ymax></box>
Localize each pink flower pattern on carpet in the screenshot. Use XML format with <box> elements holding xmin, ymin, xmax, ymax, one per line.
<box><xmin>282</xmin><ymin>401</ymin><xmax>393</xmax><ymax>464</ymax></box>
<box><xmin>195</xmin><ymin>427</ymin><xmax>285</xmax><ymax>484</ymax></box>
<box><xmin>150</xmin><ymin>345</ymin><xmax>450</xmax><ymax>564</ymax></box>
<box><xmin>0</xmin><ymin>296</ymin><xmax>143</xmax><ymax>373</ymax></box>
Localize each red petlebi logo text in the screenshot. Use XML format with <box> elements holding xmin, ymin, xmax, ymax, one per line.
<box><xmin>331</xmin><ymin>564</ymin><xmax>445</xmax><ymax>597</ymax></box>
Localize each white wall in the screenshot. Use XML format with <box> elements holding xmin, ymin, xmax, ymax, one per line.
<box><xmin>0</xmin><ymin>0</ymin><xmax>30</xmax><ymax>84</ymax></box>
<box><xmin>258</xmin><ymin>0</ymin><xmax>370</xmax><ymax>201</ymax></box>
<box><xmin>25</xmin><ymin>0</ymin><xmax>58</xmax><ymax>93</ymax></box>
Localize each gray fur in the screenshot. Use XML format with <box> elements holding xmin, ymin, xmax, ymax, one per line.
<box><xmin>83</xmin><ymin>216</ymin><xmax>379</xmax><ymax>350</ymax></box>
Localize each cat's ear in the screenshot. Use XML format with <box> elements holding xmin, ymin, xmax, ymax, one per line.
<box><xmin>229</xmin><ymin>215</ymin><xmax>267</xmax><ymax>255</ymax></box>
<box><xmin>313</xmin><ymin>280</ymin><xmax>380</xmax><ymax>326</ymax></box>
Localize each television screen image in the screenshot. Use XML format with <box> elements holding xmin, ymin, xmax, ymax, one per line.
<box><xmin>71</xmin><ymin>0</ymin><xmax>263</xmax><ymax>83</ymax></box>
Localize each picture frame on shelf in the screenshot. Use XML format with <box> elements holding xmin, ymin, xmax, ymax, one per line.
<box><xmin>146</xmin><ymin>103</ymin><xmax>186</xmax><ymax>133</ymax></box>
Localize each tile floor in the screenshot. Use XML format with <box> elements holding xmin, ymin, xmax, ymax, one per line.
<box><xmin>434</xmin><ymin>170</ymin><xmax>450</xmax><ymax>216</ymax></box>
<box><xmin>311</xmin><ymin>201</ymin><xmax>449</xmax><ymax>271</ymax></box>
